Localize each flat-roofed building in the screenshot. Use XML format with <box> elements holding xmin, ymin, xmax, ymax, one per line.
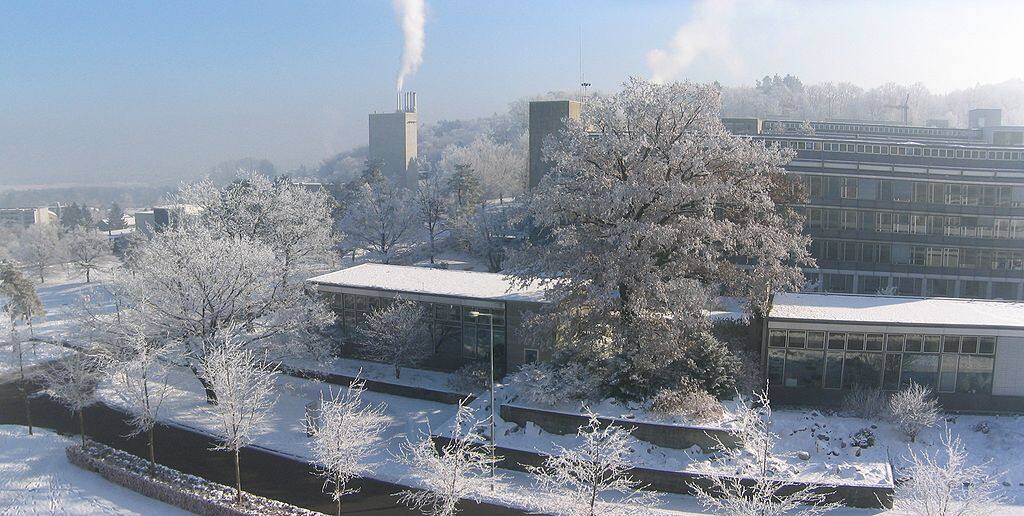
<box><xmin>308</xmin><ymin>263</ymin><xmax>550</xmax><ymax>376</ymax></box>
<box><xmin>764</xmin><ymin>292</ymin><xmax>1024</xmax><ymax>411</ymax></box>
<box><xmin>0</xmin><ymin>207</ymin><xmax>58</xmax><ymax>227</ymax></box>
<box><xmin>727</xmin><ymin>111</ymin><xmax>1024</xmax><ymax>300</ymax></box>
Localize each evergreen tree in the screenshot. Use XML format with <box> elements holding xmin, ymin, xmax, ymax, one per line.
<box><xmin>673</xmin><ymin>332</ymin><xmax>741</xmax><ymax>398</ymax></box>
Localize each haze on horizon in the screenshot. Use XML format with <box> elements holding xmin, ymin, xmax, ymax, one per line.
<box><xmin>2</xmin><ymin>0</ymin><xmax>1023</xmax><ymax>186</ymax></box>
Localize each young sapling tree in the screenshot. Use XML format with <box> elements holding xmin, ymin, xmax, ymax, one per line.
<box><xmin>888</xmin><ymin>383</ymin><xmax>940</xmax><ymax>442</ymax></box>
<box><xmin>305</xmin><ymin>376</ymin><xmax>390</xmax><ymax>516</ymax></box>
<box><xmin>39</xmin><ymin>350</ymin><xmax>101</xmax><ymax>446</ymax></box>
<box><xmin>357</xmin><ymin>298</ymin><xmax>431</xmax><ymax>379</ymax></box>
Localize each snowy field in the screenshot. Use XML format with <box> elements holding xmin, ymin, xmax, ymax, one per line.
<box><xmin>0</xmin><ymin>426</ymin><xmax>188</xmax><ymax>515</ymax></box>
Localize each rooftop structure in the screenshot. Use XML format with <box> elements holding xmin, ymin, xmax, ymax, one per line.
<box><xmin>528</xmin><ymin>100</ymin><xmax>581</xmax><ymax>189</ymax></box>
<box><xmin>368</xmin><ymin>92</ymin><xmax>418</xmax><ymax>188</ymax></box>
<box><xmin>770</xmin><ymin>292</ymin><xmax>1024</xmax><ymax>329</ymax></box>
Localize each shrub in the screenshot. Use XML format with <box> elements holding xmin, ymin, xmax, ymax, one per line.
<box><xmin>841</xmin><ymin>385</ymin><xmax>886</xmax><ymax>419</ymax></box>
<box><xmin>511</xmin><ymin>362</ymin><xmax>600</xmax><ymax>407</ymax></box>
<box><xmin>447</xmin><ymin>362</ymin><xmax>490</xmax><ymax>393</ymax></box>
<box><xmin>888</xmin><ymin>383</ymin><xmax>940</xmax><ymax>442</ymax></box>
<box><xmin>674</xmin><ymin>332</ymin><xmax>741</xmax><ymax>398</ymax></box>
<box><xmin>648</xmin><ymin>384</ymin><xmax>724</xmax><ymax>424</ymax></box>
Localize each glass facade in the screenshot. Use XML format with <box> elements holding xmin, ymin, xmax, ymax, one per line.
<box><xmin>767</xmin><ymin>329</ymin><xmax>995</xmax><ymax>394</ymax></box>
<box><xmin>332</xmin><ymin>292</ymin><xmax>507</xmax><ymax>373</ymax></box>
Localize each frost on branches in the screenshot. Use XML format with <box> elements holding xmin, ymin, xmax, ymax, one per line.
<box><xmin>692</xmin><ymin>389</ymin><xmax>837</xmax><ymax>516</ymax></box>
<box><xmin>513</xmin><ymin>78</ymin><xmax>812</xmax><ymax>400</ymax></box>
<box><xmin>64</xmin><ymin>227</ymin><xmax>111</xmax><ymax>283</ymax></box>
<box><xmin>305</xmin><ymin>376</ymin><xmax>389</xmax><ymax>516</ymax></box>
<box><xmin>339</xmin><ymin>173</ymin><xmax>414</xmax><ymax>264</ymax></box>
<box><xmin>199</xmin><ymin>336</ymin><xmax>280</xmax><ymax>503</ymax></box>
<box><xmin>396</xmin><ymin>402</ymin><xmax>500</xmax><ymax>516</ymax></box>
<box><xmin>527</xmin><ymin>413</ymin><xmax>659</xmax><ymax>516</ymax></box>
<box><xmin>357</xmin><ymin>298</ymin><xmax>432</xmax><ymax>379</ymax></box>
<box><xmin>888</xmin><ymin>383</ymin><xmax>940</xmax><ymax>443</ymax></box>
<box><xmin>893</xmin><ymin>428</ymin><xmax>1003</xmax><ymax>516</ymax></box>
<box><xmin>39</xmin><ymin>350</ymin><xmax>101</xmax><ymax>446</ymax></box>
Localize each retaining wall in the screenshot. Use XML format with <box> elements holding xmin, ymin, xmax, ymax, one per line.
<box><xmin>280</xmin><ymin>365</ymin><xmax>475</xmax><ymax>405</ymax></box>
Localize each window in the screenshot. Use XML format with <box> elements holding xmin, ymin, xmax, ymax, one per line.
<box><xmin>938</xmin><ymin>354</ymin><xmax>957</xmax><ymax>392</ymax></box>
<box><xmin>883</xmin><ymin>353</ymin><xmax>902</xmax><ymax>390</ymax></box>
<box><xmin>827</xmin><ymin>332</ymin><xmax>846</xmax><ymax>350</ymax></box>
<box><xmin>524</xmin><ymin>348</ymin><xmax>539</xmax><ymax>364</ymax></box>
<box><xmin>843</xmin><ymin>352</ymin><xmax>883</xmax><ymax>389</ymax></box>
<box><xmin>784</xmin><ymin>349</ymin><xmax>824</xmax><ymax>388</ymax></box>
<box><xmin>769</xmin><ymin>330</ymin><xmax>787</xmax><ymax>347</ymax></box>
<box><xmin>901</xmin><ymin>354</ymin><xmax>939</xmax><ymax>389</ymax></box>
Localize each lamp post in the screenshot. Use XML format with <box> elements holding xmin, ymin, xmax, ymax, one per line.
<box><xmin>467</xmin><ymin>310</ymin><xmax>496</xmax><ymax>488</ymax></box>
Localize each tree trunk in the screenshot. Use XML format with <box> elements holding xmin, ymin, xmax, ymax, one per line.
<box><xmin>395</xmin><ymin>364</ymin><xmax>401</xmax><ymax>379</ymax></box>
<box><xmin>235</xmin><ymin>447</ymin><xmax>242</xmax><ymax>504</ymax></box>
<box><xmin>17</xmin><ymin>349</ymin><xmax>32</xmax><ymax>435</ymax></box>
<box><xmin>335</xmin><ymin>475</ymin><xmax>343</xmax><ymax>516</ymax></box>
<box><xmin>188</xmin><ymin>362</ymin><xmax>219</xmax><ymax>404</ymax></box>
<box><xmin>148</xmin><ymin>427</ymin><xmax>156</xmax><ymax>476</ymax></box>
<box><xmin>86</xmin><ymin>268</ymin><xmax>91</xmax><ymax>283</ymax></box>
<box><xmin>78</xmin><ymin>409</ymin><xmax>86</xmax><ymax>447</ymax></box>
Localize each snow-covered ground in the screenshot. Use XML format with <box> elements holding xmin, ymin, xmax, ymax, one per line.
<box><xmin>0</xmin><ymin>425</ymin><xmax>188</xmax><ymax>515</ymax></box>
<box><xmin>0</xmin><ymin>340</ymin><xmax>71</xmax><ymax>380</ymax></box>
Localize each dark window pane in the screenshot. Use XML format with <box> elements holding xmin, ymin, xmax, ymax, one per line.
<box><xmin>956</xmin><ymin>356</ymin><xmax>993</xmax><ymax>394</ymax></box>
<box><xmin>865</xmin><ymin>334</ymin><xmax>884</xmax><ymax>351</ymax></box>
<box><xmin>886</xmin><ymin>334</ymin><xmax>905</xmax><ymax>352</ymax></box>
<box><xmin>767</xmin><ymin>349</ymin><xmax>786</xmax><ymax>384</ymax></box>
<box><xmin>784</xmin><ymin>349</ymin><xmax>824</xmax><ymax>388</ymax></box>
<box><xmin>828</xmin><ymin>333</ymin><xmax>846</xmax><ymax>350</ymax></box>
<box><xmin>939</xmin><ymin>354</ymin><xmax>958</xmax><ymax>392</ymax></box>
<box><xmin>883</xmin><ymin>353</ymin><xmax>902</xmax><ymax>390</ymax></box>
<box><xmin>924</xmin><ymin>336</ymin><xmax>941</xmax><ymax>353</ymax></box>
<box><xmin>787</xmin><ymin>331</ymin><xmax>806</xmax><ymax>348</ymax></box>
<box><xmin>943</xmin><ymin>336</ymin><xmax>960</xmax><ymax>353</ymax></box>
<box><xmin>769</xmin><ymin>330</ymin><xmax>787</xmax><ymax>348</ymax></box>
<box><xmin>807</xmin><ymin>332</ymin><xmax>825</xmax><ymax>349</ymax></box>
<box><xmin>824</xmin><ymin>352</ymin><xmax>843</xmax><ymax>389</ymax></box>
<box><xmin>901</xmin><ymin>354</ymin><xmax>939</xmax><ymax>389</ymax></box>
<box><xmin>524</xmin><ymin>349</ymin><xmax>539</xmax><ymax>363</ymax></box>
<box><xmin>847</xmin><ymin>333</ymin><xmax>865</xmax><ymax>351</ymax></box>
<box><xmin>905</xmin><ymin>335</ymin><xmax>923</xmax><ymax>352</ymax></box>
<box><xmin>979</xmin><ymin>337</ymin><xmax>996</xmax><ymax>355</ymax></box>
<box><xmin>842</xmin><ymin>352</ymin><xmax>883</xmax><ymax>389</ymax></box>
<box><xmin>960</xmin><ymin>336</ymin><xmax>978</xmax><ymax>354</ymax></box>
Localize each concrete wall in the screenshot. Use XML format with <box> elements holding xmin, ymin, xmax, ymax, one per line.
<box><xmin>528</xmin><ymin>100</ymin><xmax>580</xmax><ymax>190</ymax></box>
<box><xmin>503</xmin><ymin>300</ymin><xmax>548</xmax><ymax>373</ymax></box>
<box><xmin>993</xmin><ymin>335</ymin><xmax>1024</xmax><ymax>396</ymax></box>
<box><xmin>369</xmin><ymin>111</ymin><xmax>417</xmax><ymax>188</ymax></box>
<box><xmin>500</xmin><ymin>403</ymin><xmax>738</xmax><ymax>452</ymax></box>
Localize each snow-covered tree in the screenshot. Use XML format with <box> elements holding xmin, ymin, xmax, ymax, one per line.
<box><xmin>416</xmin><ymin>172</ymin><xmax>450</xmax><ymax>264</ymax></box>
<box><xmin>692</xmin><ymin>388</ymin><xmax>837</xmax><ymax>515</ymax></box>
<box><xmin>110</xmin><ymin>225</ymin><xmax>332</xmax><ymax>401</ymax></box>
<box><xmin>513</xmin><ymin>78</ymin><xmax>812</xmax><ymax>400</ymax></box>
<box><xmin>357</xmin><ymin>298</ymin><xmax>431</xmax><ymax>379</ymax></box>
<box><xmin>441</xmin><ymin>134</ymin><xmax>527</xmax><ymax>200</ymax></box>
<box><xmin>444</xmin><ymin>164</ymin><xmax>482</xmax><ymax>219</ymax></box>
<box><xmin>177</xmin><ymin>172</ymin><xmax>337</xmax><ymax>284</ymax></box>
<box><xmin>1</xmin><ymin>261</ymin><xmax>44</xmax><ymax>434</ymax></box>
<box><xmin>64</xmin><ymin>227</ymin><xmax>110</xmax><ymax>283</ymax></box>
<box><xmin>396</xmin><ymin>402</ymin><xmax>500</xmax><ymax>516</ymax></box>
<box><xmin>888</xmin><ymin>383</ymin><xmax>940</xmax><ymax>443</ymax></box>
<box><xmin>462</xmin><ymin>203</ymin><xmax>511</xmax><ymax>273</ymax></box>
<box><xmin>39</xmin><ymin>351</ymin><xmax>101</xmax><ymax>446</ymax></box>
<box><xmin>104</xmin><ymin>327</ymin><xmax>171</xmax><ymax>474</ymax></box>
<box><xmin>200</xmin><ymin>336</ymin><xmax>279</xmax><ymax>503</ymax></box>
<box><xmin>893</xmin><ymin>428</ymin><xmax>1003</xmax><ymax>516</ymax></box>
<box><xmin>339</xmin><ymin>176</ymin><xmax>414</xmax><ymax>264</ymax></box>
<box><xmin>17</xmin><ymin>224</ymin><xmax>64</xmax><ymax>283</ymax></box>
<box><xmin>305</xmin><ymin>376</ymin><xmax>390</xmax><ymax>516</ymax></box>
<box><xmin>528</xmin><ymin>413</ymin><xmax>659</xmax><ymax>516</ymax></box>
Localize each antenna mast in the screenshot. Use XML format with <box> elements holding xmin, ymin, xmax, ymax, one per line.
<box><xmin>579</xmin><ymin>26</ymin><xmax>591</xmax><ymax>103</ymax></box>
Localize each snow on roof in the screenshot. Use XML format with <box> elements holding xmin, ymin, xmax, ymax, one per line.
<box><xmin>770</xmin><ymin>292</ymin><xmax>1024</xmax><ymax>329</ymax></box>
<box><xmin>308</xmin><ymin>263</ymin><xmax>550</xmax><ymax>303</ymax></box>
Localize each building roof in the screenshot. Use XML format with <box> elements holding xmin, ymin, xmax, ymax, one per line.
<box><xmin>308</xmin><ymin>263</ymin><xmax>550</xmax><ymax>303</ymax></box>
<box><xmin>769</xmin><ymin>292</ymin><xmax>1024</xmax><ymax>329</ymax></box>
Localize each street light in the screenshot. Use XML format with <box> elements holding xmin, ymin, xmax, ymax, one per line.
<box><xmin>467</xmin><ymin>309</ymin><xmax>496</xmax><ymax>488</ymax></box>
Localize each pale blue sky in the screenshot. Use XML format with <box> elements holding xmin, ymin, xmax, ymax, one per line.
<box><xmin>2</xmin><ymin>0</ymin><xmax>1023</xmax><ymax>185</ymax></box>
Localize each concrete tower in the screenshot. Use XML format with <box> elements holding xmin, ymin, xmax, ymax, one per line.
<box><xmin>528</xmin><ymin>100</ymin><xmax>581</xmax><ymax>189</ymax></box>
<box><xmin>369</xmin><ymin>92</ymin><xmax>418</xmax><ymax>188</ymax></box>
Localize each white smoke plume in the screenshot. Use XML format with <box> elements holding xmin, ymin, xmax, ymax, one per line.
<box><xmin>393</xmin><ymin>0</ymin><xmax>425</xmax><ymax>91</ymax></box>
<box><xmin>646</xmin><ymin>0</ymin><xmax>740</xmax><ymax>84</ymax></box>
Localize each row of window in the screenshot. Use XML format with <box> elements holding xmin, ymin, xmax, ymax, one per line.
<box><xmin>812</xmin><ymin>239</ymin><xmax>1024</xmax><ymax>271</ymax></box>
<box><xmin>810</xmin><ymin>272</ymin><xmax>1021</xmax><ymax>299</ymax></box>
<box><xmin>771</xmin><ymin>138</ymin><xmax>1023</xmax><ymax>162</ymax></box>
<box><xmin>764</xmin><ymin>121</ymin><xmax>975</xmax><ymax>140</ymax></box>
<box><xmin>767</xmin><ymin>330</ymin><xmax>996</xmax><ymax>394</ymax></box>
<box><xmin>799</xmin><ymin>175</ymin><xmax>1024</xmax><ymax>207</ymax></box>
<box><xmin>802</xmin><ymin>207</ymin><xmax>1024</xmax><ymax>240</ymax></box>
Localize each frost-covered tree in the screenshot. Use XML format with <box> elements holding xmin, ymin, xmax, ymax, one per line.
<box><xmin>39</xmin><ymin>351</ymin><xmax>101</xmax><ymax>446</ymax></box>
<box><xmin>17</xmin><ymin>224</ymin><xmax>64</xmax><ymax>283</ymax></box>
<box><xmin>1</xmin><ymin>261</ymin><xmax>44</xmax><ymax>434</ymax></box>
<box><xmin>692</xmin><ymin>388</ymin><xmax>837</xmax><ymax>515</ymax></box>
<box><xmin>177</xmin><ymin>172</ymin><xmax>337</xmax><ymax>284</ymax></box>
<box><xmin>396</xmin><ymin>402</ymin><xmax>500</xmax><ymax>516</ymax></box>
<box><xmin>445</xmin><ymin>164</ymin><xmax>482</xmax><ymax>219</ymax></box>
<box><xmin>200</xmin><ymin>337</ymin><xmax>279</xmax><ymax>504</ymax></box>
<box><xmin>357</xmin><ymin>298</ymin><xmax>431</xmax><ymax>379</ymax></box>
<box><xmin>888</xmin><ymin>383</ymin><xmax>940</xmax><ymax>442</ymax></box>
<box><xmin>514</xmin><ymin>78</ymin><xmax>812</xmax><ymax>400</ymax></box>
<box><xmin>64</xmin><ymin>227</ymin><xmax>110</xmax><ymax>283</ymax></box>
<box><xmin>528</xmin><ymin>413</ymin><xmax>659</xmax><ymax>516</ymax></box>
<box><xmin>441</xmin><ymin>134</ymin><xmax>527</xmax><ymax>200</ymax></box>
<box><xmin>104</xmin><ymin>327</ymin><xmax>171</xmax><ymax>474</ymax></box>
<box><xmin>339</xmin><ymin>177</ymin><xmax>414</xmax><ymax>264</ymax></box>
<box><xmin>893</xmin><ymin>428</ymin><xmax>1003</xmax><ymax>516</ymax></box>
<box><xmin>675</xmin><ymin>332</ymin><xmax>740</xmax><ymax>398</ymax></box>
<box><xmin>111</xmin><ymin>225</ymin><xmax>332</xmax><ymax>401</ymax></box>
<box><xmin>416</xmin><ymin>172</ymin><xmax>450</xmax><ymax>264</ymax></box>
<box><xmin>305</xmin><ymin>377</ymin><xmax>389</xmax><ymax>516</ymax></box>
<box><xmin>462</xmin><ymin>203</ymin><xmax>511</xmax><ymax>273</ymax></box>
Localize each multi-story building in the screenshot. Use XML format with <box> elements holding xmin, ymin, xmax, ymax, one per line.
<box><xmin>0</xmin><ymin>207</ymin><xmax>58</xmax><ymax>227</ymax></box>
<box><xmin>727</xmin><ymin>111</ymin><xmax>1024</xmax><ymax>300</ymax></box>
<box><xmin>368</xmin><ymin>92</ymin><xmax>418</xmax><ymax>188</ymax></box>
